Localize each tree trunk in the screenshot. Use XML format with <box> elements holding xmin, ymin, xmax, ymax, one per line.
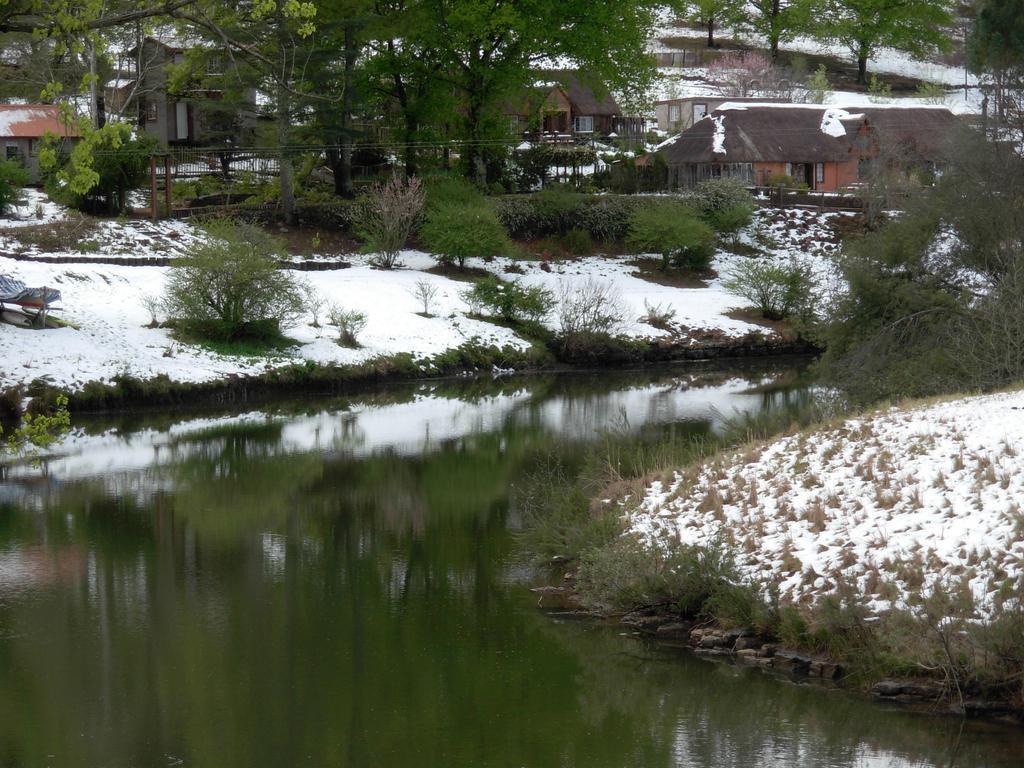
<box><xmin>857</xmin><ymin>54</ymin><xmax>868</xmax><ymax>84</ymax></box>
<box><xmin>706</xmin><ymin>19</ymin><xmax>715</xmax><ymax>48</ymax></box>
<box><xmin>277</xmin><ymin>86</ymin><xmax>296</xmax><ymax>225</ymax></box>
<box><xmin>276</xmin><ymin>4</ymin><xmax>295</xmax><ymax>226</ymax></box>
<box><xmin>88</xmin><ymin>42</ymin><xmax>100</xmax><ymax>129</ymax></box>
<box><xmin>338</xmin><ymin>22</ymin><xmax>356</xmax><ymax>198</ymax></box>
<box><xmin>769</xmin><ymin>0</ymin><xmax>780</xmax><ymax>61</ymax></box>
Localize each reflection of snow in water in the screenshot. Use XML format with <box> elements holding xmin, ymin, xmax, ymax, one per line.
<box><xmin>3</xmin><ymin>372</ymin><xmax>797</xmax><ymax>489</ymax></box>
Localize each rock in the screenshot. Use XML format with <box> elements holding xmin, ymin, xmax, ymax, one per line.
<box><xmin>759</xmin><ymin>644</ymin><xmax>777</xmax><ymax>658</ymax></box>
<box><xmin>735</xmin><ymin>648</ymin><xmax>759</xmax><ymax>658</ymax></box>
<box><xmin>700</xmin><ymin>632</ymin><xmax>727</xmax><ymax>649</ymax></box>
<box><xmin>809</xmin><ymin>660</ymin><xmax>842</xmax><ymax>680</ymax></box>
<box><xmin>656</xmin><ymin>621</ymin><xmax>693</xmax><ymax>637</ymax></box>
<box><xmin>871</xmin><ymin>680</ymin><xmax>906</xmax><ymax>697</ymax></box>
<box><xmin>772</xmin><ymin>650</ymin><xmax>812</xmax><ymax>674</ymax></box>
<box><xmin>733</xmin><ymin>636</ymin><xmax>762</xmax><ymax>652</ymax></box>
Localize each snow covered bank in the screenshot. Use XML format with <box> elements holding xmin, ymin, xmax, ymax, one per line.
<box><xmin>0</xmin><ymin>206</ymin><xmax>837</xmax><ymax>392</ymax></box>
<box><xmin>629</xmin><ymin>390</ymin><xmax>1024</xmax><ymax>619</ymax></box>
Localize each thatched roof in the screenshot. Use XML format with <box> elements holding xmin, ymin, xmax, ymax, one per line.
<box><xmin>558</xmin><ymin>74</ymin><xmax>621</xmax><ymax>116</ymax></box>
<box><xmin>656</xmin><ymin>104</ymin><xmax>964</xmax><ymax>165</ymax></box>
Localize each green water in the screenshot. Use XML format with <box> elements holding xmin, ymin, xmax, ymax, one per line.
<box><xmin>0</xmin><ymin>364</ymin><xmax>1020</xmax><ymax>767</ymax></box>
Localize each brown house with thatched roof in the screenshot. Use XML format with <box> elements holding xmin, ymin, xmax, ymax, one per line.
<box><xmin>656</xmin><ymin>103</ymin><xmax>964</xmax><ymax>191</ymax></box>
<box><xmin>506</xmin><ymin>73</ymin><xmax>644</xmax><ymax>141</ymax></box>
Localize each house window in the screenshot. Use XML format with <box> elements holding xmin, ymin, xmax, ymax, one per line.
<box><xmin>671</xmin><ymin>52</ymin><xmax>685</xmax><ymax>67</ymax></box>
<box><xmin>815</xmin><ymin>162</ymin><xmax>825</xmax><ymax>184</ymax></box>
<box><xmin>668</xmin><ymin>104</ymin><xmax>681</xmax><ymax>123</ymax></box>
<box><xmin>785</xmin><ymin>162</ymin><xmax>793</xmax><ymax>177</ymax></box>
<box><xmin>5</xmin><ymin>144</ymin><xmax>18</xmax><ymax>161</ymax></box>
<box><xmin>146</xmin><ymin>100</ymin><xmax>158</xmax><ymax>122</ymax></box>
<box><xmin>574</xmin><ymin>115</ymin><xmax>594</xmax><ymax>133</ymax></box>
<box><xmin>693</xmin><ymin>103</ymin><xmax>708</xmax><ymax>121</ymax></box>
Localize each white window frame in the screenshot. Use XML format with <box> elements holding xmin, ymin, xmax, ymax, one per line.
<box><xmin>668</xmin><ymin>104</ymin><xmax>681</xmax><ymax>123</ymax></box>
<box><xmin>574</xmin><ymin>115</ymin><xmax>594</xmax><ymax>134</ymax></box>
<box><xmin>815</xmin><ymin>162</ymin><xmax>825</xmax><ymax>184</ymax></box>
<box><xmin>693</xmin><ymin>103</ymin><xmax>708</xmax><ymax>121</ymax></box>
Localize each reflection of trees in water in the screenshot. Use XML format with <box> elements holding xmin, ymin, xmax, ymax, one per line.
<box><xmin>534</xmin><ymin>618</ymin><xmax>1015</xmax><ymax>768</ymax></box>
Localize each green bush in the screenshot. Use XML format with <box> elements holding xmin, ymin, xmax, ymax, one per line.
<box><xmin>45</xmin><ymin>122</ymin><xmax>158</xmax><ymax>214</ymax></box>
<box><xmin>424</xmin><ymin>176</ymin><xmax>486</xmax><ymax>209</ymax></box>
<box><xmin>163</xmin><ymin>219</ymin><xmax>304</xmax><ymax>343</ymax></box>
<box><xmin>560</xmin><ymin>227</ymin><xmax>592</xmax><ymax>255</ymax></box>
<box><xmin>625</xmin><ymin>201</ymin><xmax>715</xmax><ymax>271</ymax></box>
<box><xmin>420</xmin><ymin>201</ymin><xmax>509</xmax><ymax>267</ymax></box>
<box><xmin>494</xmin><ymin>192</ymin><xmax>644</xmax><ymax>242</ymax></box>
<box><xmin>722</xmin><ymin>258</ymin><xmax>818</xmax><ymax>320</ymax></box>
<box><xmin>691</xmin><ymin>177</ymin><xmax>756</xmax><ymax>235</ymax></box>
<box><xmin>575</xmin><ymin>196</ymin><xmax>645</xmax><ymax>241</ymax></box>
<box><xmin>0</xmin><ymin>159</ymin><xmax>27</xmax><ymax>214</ymax></box>
<box><xmin>462</xmin><ymin>275</ymin><xmax>555</xmax><ymax>323</ymax></box>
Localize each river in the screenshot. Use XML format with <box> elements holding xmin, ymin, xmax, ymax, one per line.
<box><xmin>0</xmin><ymin>362</ymin><xmax>1021</xmax><ymax>767</ymax></box>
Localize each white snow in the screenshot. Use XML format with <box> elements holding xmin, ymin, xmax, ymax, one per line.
<box><xmin>820</xmin><ymin>107</ymin><xmax>861</xmax><ymax>137</ymax></box>
<box><xmin>0</xmin><ymin>193</ymin><xmax>844</xmax><ymax>392</ymax></box>
<box><xmin>628</xmin><ymin>390</ymin><xmax>1024</xmax><ymax>619</ymax></box>
<box><xmin>710</xmin><ymin>115</ymin><xmax>726</xmax><ymax>155</ymax></box>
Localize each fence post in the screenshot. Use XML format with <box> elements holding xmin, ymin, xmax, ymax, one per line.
<box><xmin>164</xmin><ymin>154</ymin><xmax>173</xmax><ymax>218</ymax></box>
<box><xmin>149</xmin><ymin>155</ymin><xmax>157</xmax><ymax>221</ymax></box>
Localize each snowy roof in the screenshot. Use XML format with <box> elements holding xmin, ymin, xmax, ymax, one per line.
<box><xmin>657</xmin><ymin>104</ymin><xmax>963</xmax><ymax>164</ymax></box>
<box><xmin>0</xmin><ymin>105</ymin><xmax>80</xmax><ymax>139</ymax></box>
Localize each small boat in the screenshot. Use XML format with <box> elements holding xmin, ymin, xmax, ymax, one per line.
<box><xmin>0</xmin><ymin>274</ymin><xmax>62</xmax><ymax>328</ymax></box>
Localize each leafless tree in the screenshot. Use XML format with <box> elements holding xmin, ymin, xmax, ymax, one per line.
<box><xmin>411</xmin><ymin>279</ymin><xmax>439</xmax><ymax>316</ymax></box>
<box><xmin>356</xmin><ymin>176</ymin><xmax>425</xmax><ymax>269</ymax></box>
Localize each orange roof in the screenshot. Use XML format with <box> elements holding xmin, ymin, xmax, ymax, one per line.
<box><xmin>0</xmin><ymin>105</ymin><xmax>80</xmax><ymax>138</ymax></box>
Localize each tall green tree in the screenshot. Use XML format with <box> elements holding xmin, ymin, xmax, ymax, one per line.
<box><xmin>739</xmin><ymin>0</ymin><xmax>815</xmax><ymax>61</ymax></box>
<box><xmin>821</xmin><ymin>0</ymin><xmax>952</xmax><ymax>83</ymax></box>
<box><xmin>423</xmin><ymin>0</ymin><xmax>658</xmax><ymax>185</ymax></box>
<box><xmin>970</xmin><ymin>0</ymin><xmax>1024</xmax><ymax>72</ymax></box>
<box><xmin>678</xmin><ymin>0</ymin><xmax>744</xmax><ymax>48</ymax></box>
<box><xmin>173</xmin><ymin>0</ymin><xmax>319</xmax><ymax>223</ymax></box>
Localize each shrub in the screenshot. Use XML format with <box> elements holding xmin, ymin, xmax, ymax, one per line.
<box><xmin>691</xmin><ymin>177</ymin><xmax>756</xmax><ymax>235</ymax></box>
<box><xmin>420</xmin><ymin>201</ymin><xmax>508</xmax><ymax>267</ymax></box>
<box><xmin>0</xmin><ymin>159</ymin><xmax>27</xmax><ymax>215</ymax></box>
<box><xmin>424</xmin><ymin>176</ymin><xmax>486</xmax><ymax>209</ymax></box>
<box><xmin>641</xmin><ymin>299</ymin><xmax>676</xmax><ymax>330</ymax></box>
<box><xmin>328</xmin><ymin>305</ymin><xmax>367</xmax><ymax>347</ymax></box>
<box><xmin>46</xmin><ymin>121</ymin><xmax>157</xmax><ymax>214</ymax></box>
<box><xmin>163</xmin><ymin>219</ymin><xmax>304</xmax><ymax>342</ymax></box>
<box><xmin>722</xmin><ymin>258</ymin><xmax>817</xmax><ymax>320</ymax></box>
<box><xmin>762</xmin><ymin>173</ymin><xmax>799</xmax><ymax>189</ymax></box>
<box><xmin>463</xmin><ymin>275</ymin><xmax>555</xmax><ymax>323</ymax></box>
<box><xmin>625</xmin><ymin>201</ymin><xmax>715</xmax><ymax>271</ymax></box>
<box><xmin>575</xmin><ymin>196</ymin><xmax>644</xmax><ymax>242</ymax></box>
<box><xmin>557</xmin><ymin>278</ymin><xmax>625</xmax><ymax>339</ymax></box>
<box><xmin>868</xmin><ymin>74</ymin><xmax>893</xmax><ymax>102</ymax></box>
<box><xmin>561</xmin><ymin>227</ymin><xmax>592</xmax><ymax>255</ymax></box>
<box><xmin>494</xmin><ymin>193</ymin><xmax>645</xmax><ymax>243</ymax></box>
<box><xmin>355</xmin><ymin>176</ymin><xmax>424</xmax><ymax>269</ymax></box>
<box><xmin>805</xmin><ymin>64</ymin><xmax>830</xmax><ymax>104</ymax></box>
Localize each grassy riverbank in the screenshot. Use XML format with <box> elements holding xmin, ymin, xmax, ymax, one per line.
<box><xmin>520</xmin><ymin>390</ymin><xmax>1024</xmax><ymax>718</ymax></box>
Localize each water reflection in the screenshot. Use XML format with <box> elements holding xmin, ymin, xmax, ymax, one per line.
<box><xmin>0</xmin><ymin>363</ymin><xmax>1019</xmax><ymax>767</ymax></box>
